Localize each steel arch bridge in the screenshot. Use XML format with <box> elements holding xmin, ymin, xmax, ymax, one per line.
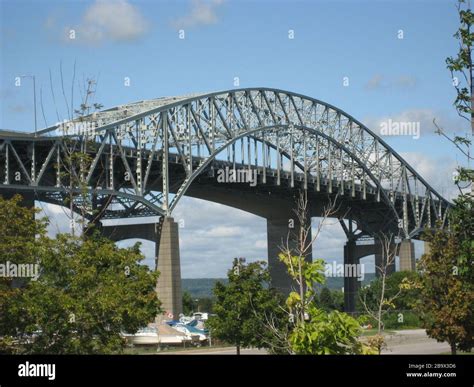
<box><xmin>0</xmin><ymin>87</ymin><xmax>450</xmax><ymax>239</ymax></box>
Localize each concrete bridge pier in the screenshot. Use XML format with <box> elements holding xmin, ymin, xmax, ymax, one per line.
<box><xmin>100</xmin><ymin>217</ymin><xmax>183</xmax><ymax>321</ymax></box>
<box><xmin>343</xmin><ymin>239</ymin><xmax>360</xmax><ymax>314</ymax></box>
<box><xmin>342</xmin><ymin>239</ymin><xmax>391</xmax><ymax>314</ymax></box>
<box><xmin>399</xmin><ymin>239</ymin><xmax>416</xmax><ymax>271</ymax></box>
<box><xmin>155</xmin><ymin>217</ymin><xmax>183</xmax><ymax>321</ymax></box>
<box><xmin>343</xmin><ymin>238</ymin><xmax>416</xmax><ymax>313</ymax></box>
<box><xmin>266</xmin><ymin>214</ymin><xmax>312</xmax><ymax>295</ymax></box>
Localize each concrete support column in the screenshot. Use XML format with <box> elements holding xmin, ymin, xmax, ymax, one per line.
<box><xmin>399</xmin><ymin>239</ymin><xmax>416</xmax><ymax>271</ymax></box>
<box><xmin>343</xmin><ymin>240</ymin><xmax>359</xmax><ymax>314</ymax></box>
<box><xmin>267</xmin><ymin>215</ymin><xmax>312</xmax><ymax>295</ymax></box>
<box><xmin>155</xmin><ymin>217</ymin><xmax>183</xmax><ymax>320</ymax></box>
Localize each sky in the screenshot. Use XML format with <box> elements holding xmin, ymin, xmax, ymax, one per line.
<box><xmin>0</xmin><ymin>0</ymin><xmax>471</xmax><ymax>278</ymax></box>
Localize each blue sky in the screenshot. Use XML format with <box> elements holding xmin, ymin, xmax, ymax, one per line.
<box><xmin>0</xmin><ymin>0</ymin><xmax>470</xmax><ymax>277</ymax></box>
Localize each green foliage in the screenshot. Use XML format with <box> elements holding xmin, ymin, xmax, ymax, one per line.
<box><xmin>0</xmin><ymin>194</ymin><xmax>48</xmax><ymax>353</ymax></box>
<box><xmin>182</xmin><ymin>292</ymin><xmax>215</xmax><ymax>315</ymax></box>
<box><xmin>278</xmin><ymin>253</ymin><xmax>325</xmax><ymax>321</ymax></box>
<box><xmin>182</xmin><ymin>291</ymin><xmax>195</xmax><ymax>315</ymax></box>
<box><xmin>197</xmin><ymin>298</ymin><xmax>214</xmax><ymax>313</ymax></box>
<box><xmin>427</xmin><ymin>0</ymin><xmax>474</xmax><ymax>355</ymax></box>
<box><xmin>318</xmin><ymin>287</ymin><xmax>333</xmax><ymax>311</ymax></box>
<box><xmin>278</xmin><ymin>252</ymin><xmax>367</xmax><ymax>354</ymax></box>
<box><xmin>0</xmin><ymin>195</ymin><xmax>161</xmax><ymax>354</ymax></box>
<box><xmin>446</xmin><ymin>1</ymin><xmax>474</xmax><ymax>119</ymax></box>
<box><xmin>290</xmin><ymin>305</ymin><xmax>365</xmax><ymax>354</ymax></box>
<box><xmin>207</xmin><ymin>258</ymin><xmax>283</xmax><ymax>354</ymax></box>
<box><xmin>417</xmin><ymin>224</ymin><xmax>474</xmax><ymax>354</ymax></box>
<box><xmin>382</xmin><ymin>310</ymin><xmax>421</xmax><ymax>330</ymax></box>
<box><xmin>443</xmin><ymin>0</ymin><xmax>473</xmax><ymax>194</ymax></box>
<box><xmin>0</xmin><ymin>195</ymin><xmax>47</xmax><ymax>266</ymax></box>
<box><xmin>358</xmin><ymin>271</ymin><xmax>421</xmax><ymax>313</ymax></box>
<box><xmin>318</xmin><ymin>287</ymin><xmax>344</xmax><ymax>312</ymax></box>
<box><xmin>449</xmin><ymin>196</ymin><xmax>474</xmax><ymax>283</ymax></box>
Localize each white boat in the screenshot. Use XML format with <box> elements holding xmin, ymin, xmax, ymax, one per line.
<box><xmin>123</xmin><ymin>325</ymin><xmax>191</xmax><ymax>346</ymax></box>
<box><xmin>173</xmin><ymin>324</ymin><xmax>208</xmax><ymax>342</ymax></box>
<box><xmin>126</xmin><ymin>327</ymin><xmax>160</xmax><ymax>345</ymax></box>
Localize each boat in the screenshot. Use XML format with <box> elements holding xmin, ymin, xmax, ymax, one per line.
<box><xmin>173</xmin><ymin>323</ymin><xmax>208</xmax><ymax>342</ymax></box>
<box><xmin>122</xmin><ymin>324</ymin><xmax>191</xmax><ymax>346</ymax></box>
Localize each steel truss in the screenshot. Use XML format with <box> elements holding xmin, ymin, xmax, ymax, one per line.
<box><xmin>0</xmin><ymin>88</ymin><xmax>450</xmax><ymax>238</ymax></box>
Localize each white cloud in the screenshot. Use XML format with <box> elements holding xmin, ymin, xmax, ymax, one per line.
<box><xmin>36</xmin><ymin>202</ymin><xmax>82</xmax><ymax>237</ymax></box>
<box><xmin>399</xmin><ymin>152</ymin><xmax>459</xmax><ymax>201</ymax></box>
<box><xmin>61</xmin><ymin>0</ymin><xmax>149</xmax><ymax>44</ymax></box>
<box><xmin>365</xmin><ymin>74</ymin><xmax>384</xmax><ymax>90</ymax></box>
<box><xmin>255</xmin><ymin>239</ymin><xmax>267</xmax><ymax>249</ymax></box>
<box><xmin>171</xmin><ymin>0</ymin><xmax>224</xmax><ymax>29</ymax></box>
<box><xmin>201</xmin><ymin>225</ymin><xmax>243</xmax><ymax>237</ymax></box>
<box><xmin>365</xmin><ymin>74</ymin><xmax>416</xmax><ymax>91</ymax></box>
<box><xmin>363</xmin><ymin>108</ymin><xmax>469</xmax><ymax>138</ymax></box>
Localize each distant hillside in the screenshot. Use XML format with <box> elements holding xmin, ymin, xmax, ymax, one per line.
<box><xmin>182</xmin><ymin>273</ymin><xmax>376</xmax><ymax>298</ymax></box>
<box><xmin>182</xmin><ymin>278</ymin><xmax>227</xmax><ymax>298</ymax></box>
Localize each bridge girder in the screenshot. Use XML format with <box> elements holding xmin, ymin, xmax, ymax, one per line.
<box><xmin>0</xmin><ymin>88</ymin><xmax>450</xmax><ymax>238</ymax></box>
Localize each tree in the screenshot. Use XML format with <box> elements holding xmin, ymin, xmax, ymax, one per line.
<box><xmin>317</xmin><ymin>287</ymin><xmax>345</xmax><ymax>312</ymax></box>
<box><xmin>274</xmin><ymin>191</ymin><xmax>370</xmax><ymax>354</ymax></box>
<box><xmin>197</xmin><ymin>298</ymin><xmax>214</xmax><ymax>313</ymax></box>
<box><xmin>318</xmin><ymin>287</ymin><xmax>334</xmax><ymax>311</ymax></box>
<box><xmin>49</xmin><ymin>69</ymin><xmax>106</xmax><ymax>237</ymax></box>
<box><xmin>358</xmin><ymin>233</ymin><xmax>416</xmax><ymax>354</ymax></box>
<box><xmin>436</xmin><ymin>0</ymin><xmax>473</xmax><ymax>195</ymax></box>
<box><xmin>417</xmin><ymin>226</ymin><xmax>474</xmax><ymax>354</ymax></box>
<box><xmin>415</xmin><ymin>0</ymin><xmax>474</xmax><ymax>355</ymax></box>
<box><xmin>207</xmin><ymin>258</ymin><xmax>282</xmax><ymax>355</ymax></box>
<box><xmin>289</xmin><ymin>305</ymin><xmax>366</xmax><ymax>355</ymax></box>
<box><xmin>182</xmin><ymin>291</ymin><xmax>195</xmax><ymax>315</ymax></box>
<box><xmin>440</xmin><ymin>0</ymin><xmax>473</xmax><ymax>288</ymax></box>
<box><xmin>0</xmin><ymin>195</ymin><xmax>161</xmax><ymax>354</ymax></box>
<box><xmin>0</xmin><ymin>194</ymin><xmax>47</xmax><ymax>352</ymax></box>
<box><xmin>358</xmin><ymin>271</ymin><xmax>420</xmax><ymax>313</ymax></box>
<box><xmin>278</xmin><ymin>249</ymin><xmax>367</xmax><ymax>354</ymax></box>
<box><xmin>0</xmin><ymin>194</ymin><xmax>47</xmax><ymax>267</ymax></box>
<box><xmin>331</xmin><ymin>289</ymin><xmax>345</xmax><ymax>312</ymax></box>
<box><xmin>358</xmin><ymin>235</ymin><xmax>418</xmax><ymax>333</ymax></box>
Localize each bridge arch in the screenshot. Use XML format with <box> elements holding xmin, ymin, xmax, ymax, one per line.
<box><xmin>3</xmin><ymin>87</ymin><xmax>451</xmax><ymax>237</ymax></box>
<box><xmin>167</xmin><ymin>124</ymin><xmax>400</xmax><ymax>227</ymax></box>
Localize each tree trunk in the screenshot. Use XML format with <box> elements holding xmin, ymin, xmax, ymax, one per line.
<box><xmin>450</xmin><ymin>341</ymin><xmax>457</xmax><ymax>355</ymax></box>
<box><xmin>236</xmin><ymin>344</ymin><xmax>240</xmax><ymax>355</ymax></box>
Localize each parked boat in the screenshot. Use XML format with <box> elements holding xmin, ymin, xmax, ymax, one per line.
<box><xmin>122</xmin><ymin>325</ymin><xmax>191</xmax><ymax>346</ymax></box>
